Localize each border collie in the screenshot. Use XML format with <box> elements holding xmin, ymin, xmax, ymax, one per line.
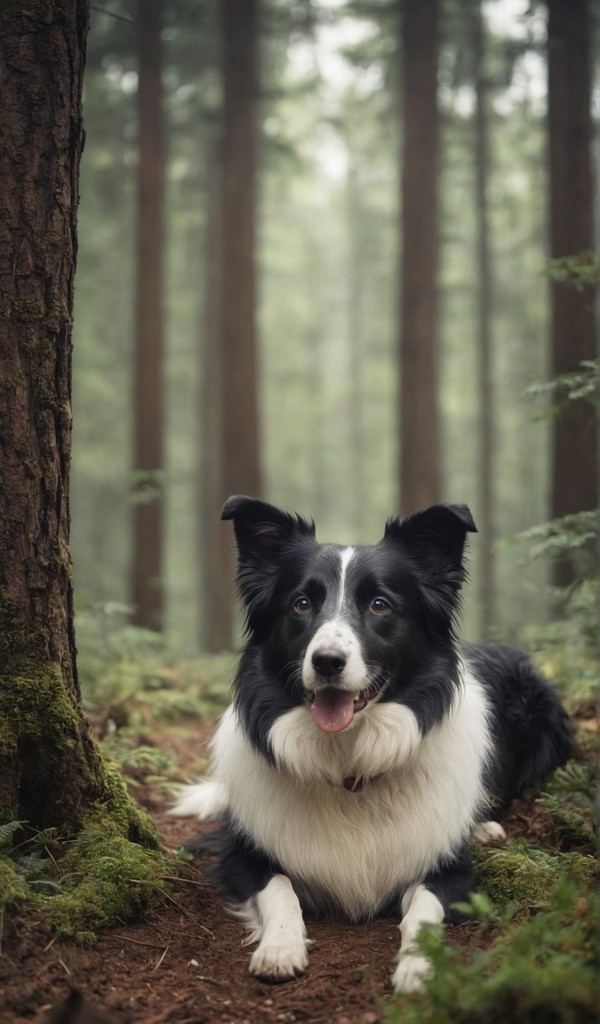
<box><xmin>172</xmin><ymin>496</ymin><xmax>572</xmax><ymax>992</ymax></box>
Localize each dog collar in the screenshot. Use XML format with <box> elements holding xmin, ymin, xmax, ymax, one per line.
<box><xmin>342</xmin><ymin>773</ymin><xmax>384</xmax><ymax>792</ymax></box>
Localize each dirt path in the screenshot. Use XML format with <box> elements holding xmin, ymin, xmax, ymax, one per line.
<box><xmin>0</xmin><ymin>719</ymin><xmax>534</xmax><ymax>1024</ymax></box>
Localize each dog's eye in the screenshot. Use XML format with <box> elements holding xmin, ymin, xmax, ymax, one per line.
<box><xmin>293</xmin><ymin>596</ymin><xmax>312</xmax><ymax>615</ymax></box>
<box><xmin>369</xmin><ymin>597</ymin><xmax>390</xmax><ymax>616</ymax></box>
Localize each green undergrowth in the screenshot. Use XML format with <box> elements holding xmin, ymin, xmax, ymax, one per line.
<box><xmin>76</xmin><ymin>604</ymin><xmax>234</xmax><ymax>730</ymax></box>
<box><xmin>0</xmin><ymin>804</ymin><xmax>171</xmax><ymax>944</ymax></box>
<box><xmin>74</xmin><ymin>607</ymin><xmax>235</xmax><ymax>800</ymax></box>
<box><xmin>385</xmin><ymin>751</ymin><xmax>598</xmax><ymax>1024</ymax></box>
<box><xmin>388</xmin><ymin>878</ymin><xmax>596</xmax><ymax>1024</ymax></box>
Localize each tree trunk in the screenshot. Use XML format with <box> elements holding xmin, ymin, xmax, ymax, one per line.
<box><xmin>198</xmin><ymin>131</ymin><xmax>229</xmax><ymax>652</ymax></box>
<box><xmin>131</xmin><ymin>0</ymin><xmax>166</xmax><ymax>631</ymax></box>
<box><xmin>0</xmin><ymin>1</ymin><xmax>149</xmax><ymax>841</ymax></box>
<box><xmin>472</xmin><ymin>3</ymin><xmax>495</xmax><ymax>636</ymax></box>
<box><xmin>214</xmin><ymin>0</ymin><xmax>263</xmax><ymax>647</ymax></box>
<box><xmin>547</xmin><ymin>0</ymin><xmax>597</xmax><ymax>586</ymax></box>
<box><xmin>347</xmin><ymin>161</ymin><xmax>367</xmax><ymax>539</ymax></box>
<box><xmin>398</xmin><ymin>0</ymin><xmax>441</xmax><ymax>515</ymax></box>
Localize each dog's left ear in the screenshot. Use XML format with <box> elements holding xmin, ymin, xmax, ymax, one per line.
<box><xmin>384</xmin><ymin>504</ymin><xmax>477</xmax><ymax>635</ymax></box>
<box><xmin>222</xmin><ymin>496</ymin><xmax>316</xmax><ymax>635</ymax></box>
<box><xmin>384</xmin><ymin>504</ymin><xmax>477</xmax><ymax>576</ymax></box>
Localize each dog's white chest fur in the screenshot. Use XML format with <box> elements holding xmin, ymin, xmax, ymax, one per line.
<box><xmin>209</xmin><ymin>667</ymin><xmax>491</xmax><ymax>921</ymax></box>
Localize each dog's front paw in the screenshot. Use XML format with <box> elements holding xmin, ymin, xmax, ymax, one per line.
<box><xmin>391</xmin><ymin>952</ymin><xmax>433</xmax><ymax>993</ymax></box>
<box><xmin>249</xmin><ymin>941</ymin><xmax>309</xmax><ymax>983</ymax></box>
<box><xmin>472</xmin><ymin>820</ymin><xmax>507</xmax><ymax>845</ymax></box>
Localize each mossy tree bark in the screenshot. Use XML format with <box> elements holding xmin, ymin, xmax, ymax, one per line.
<box><xmin>0</xmin><ymin>1</ymin><xmax>151</xmax><ymax>843</ymax></box>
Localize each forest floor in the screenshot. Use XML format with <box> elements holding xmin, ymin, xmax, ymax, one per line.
<box><xmin>0</xmin><ymin>710</ymin><xmax>564</xmax><ymax>1024</ymax></box>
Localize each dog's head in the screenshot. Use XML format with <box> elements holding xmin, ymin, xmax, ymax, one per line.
<box><xmin>222</xmin><ymin>496</ymin><xmax>477</xmax><ymax>734</ymax></box>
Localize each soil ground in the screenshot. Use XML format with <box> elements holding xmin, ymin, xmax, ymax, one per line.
<box><xmin>0</xmin><ymin>718</ymin><xmax>554</xmax><ymax>1024</ymax></box>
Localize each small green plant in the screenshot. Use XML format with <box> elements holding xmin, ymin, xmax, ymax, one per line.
<box><xmin>536</xmin><ymin>761</ymin><xmax>598</xmax><ymax>850</ymax></box>
<box><xmin>544</xmin><ymin>251</ymin><xmax>600</xmax><ymax>291</ymax></box>
<box><xmin>386</xmin><ymin>879</ymin><xmax>596</xmax><ymax>1024</ymax></box>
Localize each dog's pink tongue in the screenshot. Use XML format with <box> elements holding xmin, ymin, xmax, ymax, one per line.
<box><xmin>311</xmin><ymin>688</ymin><xmax>355</xmax><ymax>733</ymax></box>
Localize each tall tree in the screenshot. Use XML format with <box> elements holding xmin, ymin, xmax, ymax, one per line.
<box><xmin>213</xmin><ymin>0</ymin><xmax>263</xmax><ymax>647</ymax></box>
<box><xmin>131</xmin><ymin>0</ymin><xmax>166</xmax><ymax>630</ymax></box>
<box><xmin>398</xmin><ymin>0</ymin><xmax>441</xmax><ymax>514</ymax></box>
<box><xmin>472</xmin><ymin>2</ymin><xmax>495</xmax><ymax>636</ymax></box>
<box><xmin>198</xmin><ymin>130</ymin><xmax>225</xmax><ymax>652</ymax></box>
<box><xmin>0</xmin><ymin>0</ymin><xmax>145</xmax><ymax>838</ymax></box>
<box><xmin>547</xmin><ymin>0</ymin><xmax>597</xmax><ymax>585</ymax></box>
<box><xmin>347</xmin><ymin>159</ymin><xmax>368</xmax><ymax>539</ymax></box>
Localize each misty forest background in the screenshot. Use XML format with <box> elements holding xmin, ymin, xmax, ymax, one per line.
<box><xmin>71</xmin><ymin>0</ymin><xmax>598</xmax><ymax>658</ymax></box>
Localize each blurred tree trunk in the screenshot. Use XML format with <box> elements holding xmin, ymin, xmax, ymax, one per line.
<box><xmin>306</xmin><ymin>236</ymin><xmax>328</xmax><ymax>523</ymax></box>
<box><xmin>131</xmin><ymin>0</ymin><xmax>166</xmax><ymax>631</ymax></box>
<box><xmin>472</xmin><ymin>3</ymin><xmax>495</xmax><ymax>636</ymax></box>
<box><xmin>0</xmin><ymin>0</ymin><xmax>147</xmax><ymax>839</ymax></box>
<box><xmin>398</xmin><ymin>0</ymin><xmax>441</xmax><ymax>514</ymax></box>
<box><xmin>214</xmin><ymin>0</ymin><xmax>263</xmax><ymax>648</ymax></box>
<box><xmin>347</xmin><ymin>161</ymin><xmax>367</xmax><ymax>538</ymax></box>
<box><xmin>198</xmin><ymin>130</ymin><xmax>228</xmax><ymax>652</ymax></box>
<box><xmin>547</xmin><ymin>0</ymin><xmax>597</xmax><ymax>587</ymax></box>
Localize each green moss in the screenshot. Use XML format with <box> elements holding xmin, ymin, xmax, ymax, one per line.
<box><xmin>42</xmin><ymin>231</ymin><xmax>64</xmax><ymax>247</ymax></box>
<box><xmin>3</xmin><ymin>368</ymin><xmax>24</xmax><ymax>388</ymax></box>
<box><xmin>45</xmin><ymin>299</ymin><xmax>71</xmax><ymax>330</ymax></box>
<box><xmin>0</xmin><ymin>657</ymin><xmax>159</xmax><ymax>845</ymax></box>
<box><xmin>13</xmin><ymin>299</ymin><xmax>45</xmax><ymax>322</ymax></box>
<box><xmin>0</xmin><ymin>857</ymin><xmax>32</xmax><ymax>910</ymax></box>
<box><xmin>475</xmin><ymin>841</ymin><xmax>598</xmax><ymax>907</ymax></box>
<box><xmin>1</xmin><ymin>662</ymin><xmax>78</xmax><ymax>743</ymax></box>
<box><xmin>0</xmin><ymin>590</ymin><xmax>160</xmax><ymax>843</ymax></box>
<box><xmin>21</xmin><ymin>334</ymin><xmax>52</xmax><ymax>354</ymax></box>
<box><xmin>46</xmin><ymin>815</ymin><xmax>165</xmax><ymax>941</ymax></box>
<box><xmin>476</xmin><ymin>844</ymin><xmax>561</xmax><ymax>904</ymax></box>
<box><xmin>1</xmin><ymin>815</ymin><xmax>165</xmax><ymax>942</ymax></box>
<box><xmin>0</xmin><ymin>593</ymin><xmax>46</xmax><ymax>666</ymax></box>
<box><xmin>95</xmin><ymin>757</ymin><xmax>159</xmax><ymax>848</ymax></box>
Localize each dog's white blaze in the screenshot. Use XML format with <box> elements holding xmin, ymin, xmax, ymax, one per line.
<box><xmin>199</xmin><ymin>664</ymin><xmax>492</xmax><ymax>924</ymax></box>
<box><xmin>301</xmin><ymin>547</ymin><xmax>364</xmax><ymax>694</ymax></box>
<box><xmin>336</xmin><ymin>546</ymin><xmax>355</xmax><ymax>613</ymax></box>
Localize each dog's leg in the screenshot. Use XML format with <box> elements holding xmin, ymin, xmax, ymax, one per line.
<box><xmin>247</xmin><ymin>874</ymin><xmax>309</xmax><ymax>983</ymax></box>
<box><xmin>392</xmin><ymin>883</ymin><xmax>445</xmax><ymax>993</ymax></box>
<box><xmin>392</xmin><ymin>847</ymin><xmax>475</xmax><ymax>993</ymax></box>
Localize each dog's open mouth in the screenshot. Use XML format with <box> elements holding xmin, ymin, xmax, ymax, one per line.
<box><xmin>308</xmin><ymin>681</ymin><xmax>382</xmax><ymax>734</ymax></box>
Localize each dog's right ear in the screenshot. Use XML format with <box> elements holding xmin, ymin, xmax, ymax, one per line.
<box><xmin>221</xmin><ymin>495</ymin><xmax>315</xmax><ymax>559</ymax></box>
<box><xmin>221</xmin><ymin>496</ymin><xmax>316</xmax><ymax>635</ymax></box>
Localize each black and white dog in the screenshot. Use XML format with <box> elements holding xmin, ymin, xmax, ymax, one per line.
<box><xmin>173</xmin><ymin>496</ymin><xmax>572</xmax><ymax>992</ymax></box>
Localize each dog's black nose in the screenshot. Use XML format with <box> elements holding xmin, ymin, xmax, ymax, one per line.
<box><xmin>312</xmin><ymin>649</ymin><xmax>346</xmax><ymax>677</ymax></box>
